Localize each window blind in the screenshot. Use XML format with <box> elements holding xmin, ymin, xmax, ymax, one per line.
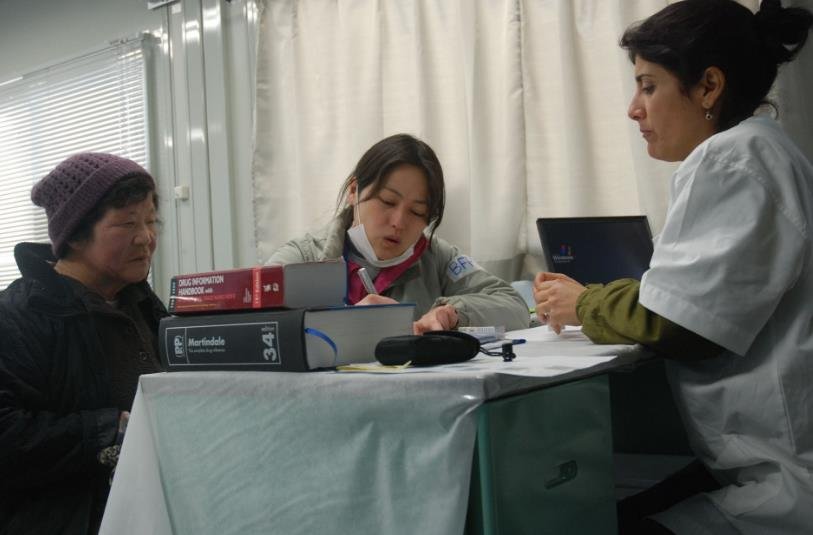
<box><xmin>0</xmin><ymin>39</ymin><xmax>148</xmax><ymax>289</ymax></box>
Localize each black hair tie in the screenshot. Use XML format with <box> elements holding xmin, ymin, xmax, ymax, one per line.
<box><xmin>759</xmin><ymin>0</ymin><xmax>782</xmax><ymax>13</ymax></box>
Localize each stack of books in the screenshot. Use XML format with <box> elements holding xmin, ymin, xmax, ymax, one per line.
<box><xmin>159</xmin><ymin>261</ymin><xmax>415</xmax><ymax>372</ymax></box>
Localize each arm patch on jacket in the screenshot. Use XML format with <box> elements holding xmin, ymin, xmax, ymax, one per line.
<box><xmin>447</xmin><ymin>255</ymin><xmax>481</xmax><ymax>282</ymax></box>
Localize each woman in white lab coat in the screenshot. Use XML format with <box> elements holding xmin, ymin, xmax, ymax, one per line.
<box><xmin>533</xmin><ymin>1</ymin><xmax>813</xmax><ymax>534</ymax></box>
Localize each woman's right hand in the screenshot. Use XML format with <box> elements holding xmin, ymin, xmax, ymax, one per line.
<box><xmin>355</xmin><ymin>294</ymin><xmax>399</xmax><ymax>306</ymax></box>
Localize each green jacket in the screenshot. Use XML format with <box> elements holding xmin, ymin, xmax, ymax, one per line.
<box><xmin>267</xmin><ymin>208</ymin><xmax>530</xmax><ymax>330</ymax></box>
<box><xmin>577</xmin><ymin>278</ymin><xmax>723</xmax><ymax>360</ymax></box>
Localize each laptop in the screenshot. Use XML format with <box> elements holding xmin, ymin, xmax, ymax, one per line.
<box><xmin>536</xmin><ymin>216</ymin><xmax>654</xmax><ymax>285</ymax></box>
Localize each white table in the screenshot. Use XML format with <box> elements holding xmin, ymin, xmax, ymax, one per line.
<box><xmin>101</xmin><ymin>327</ymin><xmax>643</xmax><ymax>535</ymax></box>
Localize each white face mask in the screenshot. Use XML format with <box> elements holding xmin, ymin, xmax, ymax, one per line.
<box><xmin>346</xmin><ymin>196</ymin><xmax>418</xmax><ymax>268</ymax></box>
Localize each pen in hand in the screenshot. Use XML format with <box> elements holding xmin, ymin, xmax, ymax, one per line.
<box><xmin>357</xmin><ymin>267</ymin><xmax>378</xmax><ymax>295</ymax></box>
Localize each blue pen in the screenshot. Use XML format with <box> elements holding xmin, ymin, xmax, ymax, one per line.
<box><xmin>482</xmin><ymin>338</ymin><xmax>525</xmax><ymax>350</ymax></box>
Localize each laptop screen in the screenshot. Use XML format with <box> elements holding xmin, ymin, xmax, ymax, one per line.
<box><xmin>536</xmin><ymin>216</ymin><xmax>653</xmax><ymax>285</ymax></box>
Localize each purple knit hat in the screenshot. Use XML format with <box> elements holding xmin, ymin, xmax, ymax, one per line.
<box><xmin>31</xmin><ymin>152</ymin><xmax>155</xmax><ymax>257</ymax></box>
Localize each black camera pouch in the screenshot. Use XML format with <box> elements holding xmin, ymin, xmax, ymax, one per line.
<box><xmin>375</xmin><ymin>330</ymin><xmax>480</xmax><ymax>366</ymax></box>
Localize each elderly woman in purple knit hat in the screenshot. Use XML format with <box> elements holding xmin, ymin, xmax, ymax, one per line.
<box><xmin>0</xmin><ymin>153</ymin><xmax>168</xmax><ymax>535</ymax></box>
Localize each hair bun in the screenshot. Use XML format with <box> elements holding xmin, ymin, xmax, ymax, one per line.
<box><xmin>755</xmin><ymin>0</ymin><xmax>813</xmax><ymax>64</ymax></box>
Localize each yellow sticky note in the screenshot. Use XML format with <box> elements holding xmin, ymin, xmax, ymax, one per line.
<box><xmin>336</xmin><ymin>361</ymin><xmax>412</xmax><ymax>373</ymax></box>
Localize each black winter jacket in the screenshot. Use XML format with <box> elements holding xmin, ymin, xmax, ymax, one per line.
<box><xmin>0</xmin><ymin>243</ymin><xmax>168</xmax><ymax>535</ymax></box>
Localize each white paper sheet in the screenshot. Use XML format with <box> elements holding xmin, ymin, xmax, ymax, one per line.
<box><xmin>339</xmin><ymin>352</ymin><xmax>616</xmax><ymax>378</ymax></box>
<box><xmin>337</xmin><ymin>326</ymin><xmax>622</xmax><ymax>378</ymax></box>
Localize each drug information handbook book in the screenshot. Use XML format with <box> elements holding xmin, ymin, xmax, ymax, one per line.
<box><xmin>168</xmin><ymin>261</ymin><xmax>347</xmax><ymax>314</ymax></box>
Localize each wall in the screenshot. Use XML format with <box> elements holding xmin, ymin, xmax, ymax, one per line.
<box><xmin>0</xmin><ymin>0</ymin><xmax>162</xmax><ymax>76</ymax></box>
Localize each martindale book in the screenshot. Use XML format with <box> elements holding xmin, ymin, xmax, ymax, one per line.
<box><xmin>159</xmin><ymin>304</ymin><xmax>416</xmax><ymax>372</ymax></box>
<box><xmin>168</xmin><ymin>261</ymin><xmax>347</xmax><ymax>314</ymax></box>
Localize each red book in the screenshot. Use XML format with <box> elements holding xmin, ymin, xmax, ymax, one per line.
<box><xmin>168</xmin><ymin>261</ymin><xmax>347</xmax><ymax>314</ymax></box>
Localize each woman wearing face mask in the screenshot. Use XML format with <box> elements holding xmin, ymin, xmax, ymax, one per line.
<box><xmin>266</xmin><ymin>133</ymin><xmax>529</xmax><ymax>334</ymax></box>
<box><xmin>533</xmin><ymin>1</ymin><xmax>813</xmax><ymax>534</ymax></box>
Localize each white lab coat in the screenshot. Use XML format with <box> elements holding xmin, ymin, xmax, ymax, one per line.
<box><xmin>639</xmin><ymin>116</ymin><xmax>813</xmax><ymax>535</ymax></box>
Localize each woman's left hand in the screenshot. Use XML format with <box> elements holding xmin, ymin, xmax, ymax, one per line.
<box><xmin>413</xmin><ymin>304</ymin><xmax>459</xmax><ymax>334</ymax></box>
<box><xmin>533</xmin><ymin>272</ymin><xmax>586</xmax><ymax>334</ymax></box>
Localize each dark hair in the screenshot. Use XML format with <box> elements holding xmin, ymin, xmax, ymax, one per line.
<box><xmin>620</xmin><ymin>0</ymin><xmax>813</xmax><ymax>131</ymax></box>
<box><xmin>337</xmin><ymin>133</ymin><xmax>446</xmax><ymax>243</ymax></box>
<box><xmin>63</xmin><ymin>174</ymin><xmax>158</xmax><ymax>258</ymax></box>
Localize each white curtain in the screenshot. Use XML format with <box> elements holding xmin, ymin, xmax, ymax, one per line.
<box><xmin>252</xmin><ymin>0</ymin><xmax>813</xmax><ymax>280</ymax></box>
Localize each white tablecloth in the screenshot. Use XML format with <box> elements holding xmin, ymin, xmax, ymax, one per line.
<box><xmin>101</xmin><ymin>327</ymin><xmax>642</xmax><ymax>535</ymax></box>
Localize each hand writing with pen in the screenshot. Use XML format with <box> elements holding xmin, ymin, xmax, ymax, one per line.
<box><xmin>355</xmin><ymin>267</ymin><xmax>458</xmax><ymax>335</ymax></box>
<box><xmin>356</xmin><ymin>293</ymin><xmax>458</xmax><ymax>335</ymax></box>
